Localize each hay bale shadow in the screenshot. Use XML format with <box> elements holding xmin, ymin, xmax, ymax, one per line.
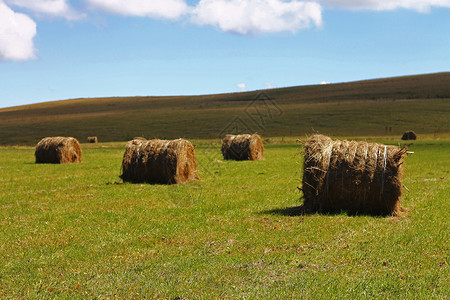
<box><xmin>263</xmin><ymin>204</ymin><xmax>400</xmax><ymax>217</ymax></box>
<box><xmin>262</xmin><ymin>206</ymin><xmax>306</xmax><ymax>216</ymax></box>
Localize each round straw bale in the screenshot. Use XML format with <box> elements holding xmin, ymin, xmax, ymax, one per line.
<box><xmin>221</xmin><ymin>134</ymin><xmax>264</xmax><ymax>161</ymax></box>
<box><xmin>35</xmin><ymin>137</ymin><xmax>82</xmax><ymax>164</ymax></box>
<box><xmin>401</xmin><ymin>130</ymin><xmax>417</xmax><ymax>140</ymax></box>
<box><xmin>301</xmin><ymin>135</ymin><xmax>406</xmax><ymax>216</ymax></box>
<box><xmin>87</xmin><ymin>136</ymin><xmax>98</xmax><ymax>143</ymax></box>
<box><xmin>120</xmin><ymin>138</ymin><xmax>199</xmax><ymax>184</ymax></box>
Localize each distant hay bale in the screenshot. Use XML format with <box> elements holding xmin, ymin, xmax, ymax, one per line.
<box><xmin>133</xmin><ymin>137</ymin><xmax>146</xmax><ymax>141</ymax></box>
<box><xmin>401</xmin><ymin>130</ymin><xmax>417</xmax><ymax>140</ymax></box>
<box><xmin>221</xmin><ymin>134</ymin><xmax>264</xmax><ymax>161</ymax></box>
<box><xmin>35</xmin><ymin>137</ymin><xmax>82</xmax><ymax>164</ymax></box>
<box><xmin>88</xmin><ymin>136</ymin><xmax>98</xmax><ymax>143</ymax></box>
<box><xmin>301</xmin><ymin>134</ymin><xmax>406</xmax><ymax>216</ymax></box>
<box><xmin>120</xmin><ymin>138</ymin><xmax>199</xmax><ymax>184</ymax></box>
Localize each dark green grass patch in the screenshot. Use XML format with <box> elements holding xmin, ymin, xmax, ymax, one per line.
<box><xmin>0</xmin><ymin>139</ymin><xmax>448</xmax><ymax>298</ymax></box>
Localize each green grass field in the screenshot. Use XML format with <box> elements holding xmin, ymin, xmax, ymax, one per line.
<box><xmin>1</xmin><ymin>138</ymin><xmax>448</xmax><ymax>298</ymax></box>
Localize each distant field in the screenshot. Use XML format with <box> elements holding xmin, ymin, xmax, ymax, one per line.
<box><xmin>0</xmin><ymin>138</ymin><xmax>448</xmax><ymax>298</ymax></box>
<box><xmin>1</xmin><ymin>72</ymin><xmax>449</xmax><ymax>145</ymax></box>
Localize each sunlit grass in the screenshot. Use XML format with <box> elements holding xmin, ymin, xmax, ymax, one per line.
<box><xmin>0</xmin><ymin>139</ymin><xmax>448</xmax><ymax>298</ymax></box>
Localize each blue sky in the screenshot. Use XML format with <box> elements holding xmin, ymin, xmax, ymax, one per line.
<box><xmin>0</xmin><ymin>0</ymin><xmax>449</xmax><ymax>108</ymax></box>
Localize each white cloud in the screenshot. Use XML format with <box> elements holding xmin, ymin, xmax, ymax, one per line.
<box><xmin>237</xmin><ymin>83</ymin><xmax>247</xmax><ymax>91</ymax></box>
<box><xmin>192</xmin><ymin>0</ymin><xmax>322</xmax><ymax>35</ymax></box>
<box><xmin>264</xmin><ymin>82</ymin><xmax>276</xmax><ymax>89</ymax></box>
<box><xmin>0</xmin><ymin>1</ymin><xmax>36</xmax><ymax>61</ymax></box>
<box><xmin>320</xmin><ymin>81</ymin><xmax>330</xmax><ymax>84</ymax></box>
<box><xmin>85</xmin><ymin>0</ymin><xmax>191</xmax><ymax>19</ymax></box>
<box><xmin>5</xmin><ymin>0</ymin><xmax>83</xmax><ymax>19</ymax></box>
<box><xmin>319</xmin><ymin>0</ymin><xmax>450</xmax><ymax>12</ymax></box>
<box><xmin>3</xmin><ymin>0</ymin><xmax>450</xmax><ymax>63</ymax></box>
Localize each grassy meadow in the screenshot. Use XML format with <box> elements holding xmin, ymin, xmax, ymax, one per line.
<box><xmin>1</xmin><ymin>72</ymin><xmax>449</xmax><ymax>145</ymax></box>
<box><xmin>0</xmin><ymin>138</ymin><xmax>448</xmax><ymax>298</ymax></box>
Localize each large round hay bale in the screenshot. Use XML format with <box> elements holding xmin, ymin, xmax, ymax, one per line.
<box><xmin>35</xmin><ymin>137</ymin><xmax>82</xmax><ymax>164</ymax></box>
<box><xmin>401</xmin><ymin>130</ymin><xmax>417</xmax><ymax>140</ymax></box>
<box><xmin>120</xmin><ymin>138</ymin><xmax>199</xmax><ymax>184</ymax></box>
<box><xmin>301</xmin><ymin>134</ymin><xmax>406</xmax><ymax>216</ymax></box>
<box><xmin>221</xmin><ymin>134</ymin><xmax>264</xmax><ymax>161</ymax></box>
<box><xmin>88</xmin><ymin>136</ymin><xmax>98</xmax><ymax>143</ymax></box>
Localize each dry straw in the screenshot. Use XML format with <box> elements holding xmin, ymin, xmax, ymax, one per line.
<box><xmin>120</xmin><ymin>138</ymin><xmax>199</xmax><ymax>184</ymax></box>
<box><xmin>35</xmin><ymin>137</ymin><xmax>82</xmax><ymax>164</ymax></box>
<box><xmin>88</xmin><ymin>136</ymin><xmax>98</xmax><ymax>143</ymax></box>
<box><xmin>301</xmin><ymin>134</ymin><xmax>407</xmax><ymax>216</ymax></box>
<box><xmin>221</xmin><ymin>134</ymin><xmax>264</xmax><ymax>161</ymax></box>
<box><xmin>401</xmin><ymin>130</ymin><xmax>417</xmax><ymax>140</ymax></box>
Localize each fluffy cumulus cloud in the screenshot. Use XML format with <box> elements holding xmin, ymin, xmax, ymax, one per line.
<box><xmin>3</xmin><ymin>0</ymin><xmax>450</xmax><ymax>62</ymax></box>
<box><xmin>85</xmin><ymin>0</ymin><xmax>191</xmax><ymax>19</ymax></box>
<box><xmin>237</xmin><ymin>83</ymin><xmax>247</xmax><ymax>91</ymax></box>
<box><xmin>5</xmin><ymin>0</ymin><xmax>83</xmax><ymax>19</ymax></box>
<box><xmin>192</xmin><ymin>0</ymin><xmax>323</xmax><ymax>35</ymax></box>
<box><xmin>0</xmin><ymin>1</ymin><xmax>36</xmax><ymax>61</ymax></box>
<box><xmin>319</xmin><ymin>0</ymin><xmax>450</xmax><ymax>12</ymax></box>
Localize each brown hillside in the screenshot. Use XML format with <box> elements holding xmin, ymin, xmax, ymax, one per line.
<box><xmin>0</xmin><ymin>72</ymin><xmax>449</xmax><ymax>145</ymax></box>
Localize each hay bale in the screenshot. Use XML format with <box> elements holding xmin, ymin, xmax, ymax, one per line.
<box><xmin>35</xmin><ymin>137</ymin><xmax>82</xmax><ymax>164</ymax></box>
<box><xmin>401</xmin><ymin>130</ymin><xmax>417</xmax><ymax>140</ymax></box>
<box><xmin>221</xmin><ymin>134</ymin><xmax>264</xmax><ymax>161</ymax></box>
<box><xmin>88</xmin><ymin>136</ymin><xmax>98</xmax><ymax>143</ymax></box>
<box><xmin>301</xmin><ymin>134</ymin><xmax>406</xmax><ymax>216</ymax></box>
<box><xmin>120</xmin><ymin>138</ymin><xmax>199</xmax><ymax>184</ymax></box>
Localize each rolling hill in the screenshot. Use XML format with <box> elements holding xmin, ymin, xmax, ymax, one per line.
<box><xmin>1</xmin><ymin>72</ymin><xmax>449</xmax><ymax>145</ymax></box>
